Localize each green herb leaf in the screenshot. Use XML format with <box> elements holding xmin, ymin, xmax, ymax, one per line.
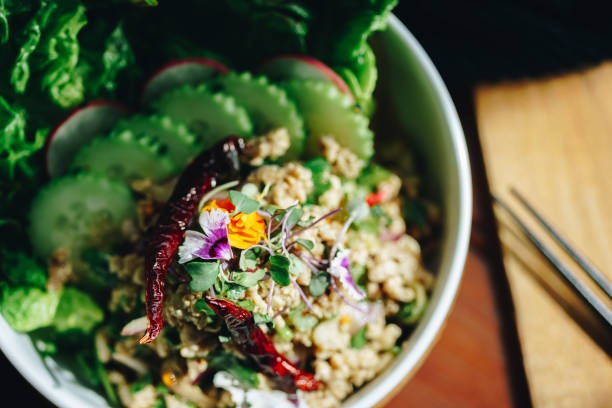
<box><xmin>218</xmin><ymin>334</ymin><xmax>231</xmax><ymax>343</ymax></box>
<box><xmin>236</xmin><ymin>299</ymin><xmax>255</xmax><ymax>311</ymax></box>
<box><xmin>288</xmin><ymin>253</ymin><xmax>306</xmax><ymax>277</ymax></box>
<box><xmin>286</xmin><ymin>207</ymin><xmax>304</xmax><ymax>230</ymax></box>
<box><xmin>288</xmin><ymin>304</ymin><xmax>318</xmax><ymax>332</ymax></box>
<box><xmin>253</xmin><ymin>312</ymin><xmax>272</xmax><ymax>326</ymax></box>
<box><xmin>229</xmin><ymin>190</ymin><xmax>260</xmax><ymax>214</ymax></box>
<box><xmin>224</xmin><ymin>283</ymin><xmax>246</xmax><ymax>300</ymax></box>
<box><xmin>233</xmin><ymin>268</ymin><xmax>265</xmax><ymax>288</ymax></box>
<box><xmin>295</xmin><ymin>239</ymin><xmax>314</xmax><ymax>251</ymax></box>
<box><xmin>239</xmin><ymin>246</ymin><xmax>261</xmax><ymax>271</ymax></box>
<box><xmin>309</xmin><ymin>272</ymin><xmax>330</xmax><ymax>297</ymax></box>
<box><xmin>269</xmin><ymin>255</ymin><xmax>290</xmax><ymax>286</ymax></box>
<box><xmin>194</xmin><ymin>298</ymin><xmax>217</xmax><ymax>317</ymax></box>
<box><xmin>350</xmin><ymin>326</ymin><xmax>367</xmax><ymax>349</ymax></box>
<box><xmin>185</xmin><ymin>262</ymin><xmax>220</xmax><ymax>292</ymax></box>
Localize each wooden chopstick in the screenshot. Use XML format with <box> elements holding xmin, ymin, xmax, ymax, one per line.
<box><xmin>493</xmin><ymin>195</ymin><xmax>612</xmax><ymax>328</ymax></box>
<box><xmin>510</xmin><ymin>188</ymin><xmax>612</xmax><ymax>300</ymax></box>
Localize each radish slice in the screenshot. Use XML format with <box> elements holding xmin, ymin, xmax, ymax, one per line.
<box><xmin>141</xmin><ymin>57</ymin><xmax>230</xmax><ymax>105</ymax></box>
<box><xmin>258</xmin><ymin>54</ymin><xmax>354</xmax><ymax>102</ymax></box>
<box><xmin>120</xmin><ymin>316</ymin><xmax>148</xmax><ymax>336</ymax></box>
<box><xmin>44</xmin><ymin>101</ymin><xmax>130</xmax><ymax>178</ymax></box>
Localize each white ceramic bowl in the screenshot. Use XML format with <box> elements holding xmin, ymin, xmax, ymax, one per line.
<box><xmin>0</xmin><ymin>14</ymin><xmax>472</xmax><ymax>408</ymax></box>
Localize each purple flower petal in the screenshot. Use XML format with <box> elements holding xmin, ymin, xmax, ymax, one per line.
<box><xmin>329</xmin><ymin>249</ymin><xmax>366</xmax><ymax>301</ymax></box>
<box><xmin>194</xmin><ymin>208</ymin><xmax>232</xmax><ymax>261</ymax></box>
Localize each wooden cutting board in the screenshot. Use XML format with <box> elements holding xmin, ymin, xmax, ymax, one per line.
<box><xmin>475</xmin><ymin>62</ymin><xmax>612</xmax><ymax>407</ymax></box>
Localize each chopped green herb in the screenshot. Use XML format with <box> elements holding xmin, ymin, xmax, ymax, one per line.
<box><xmin>288</xmin><ymin>304</ymin><xmax>318</xmax><ymax>332</ymax></box>
<box><xmin>303</xmin><ymin>157</ymin><xmax>331</xmax><ymax>201</ymax></box>
<box><xmin>1</xmin><ymin>250</ymin><xmax>47</xmax><ymax>289</ymax></box>
<box><xmin>308</xmin><ymin>272</ymin><xmax>330</xmax><ymax>297</ymax></box>
<box><xmin>229</xmin><ymin>190</ymin><xmax>260</xmax><ymax>214</ymax></box>
<box><xmin>236</xmin><ymin>299</ymin><xmax>255</xmax><ymax>311</ymax></box>
<box><xmin>218</xmin><ymin>334</ymin><xmax>231</xmax><ymax>343</ymax></box>
<box><xmin>184</xmin><ymin>261</ymin><xmax>220</xmax><ymax>292</ymax></box>
<box><xmin>240</xmin><ymin>183</ymin><xmax>260</xmax><ymax>199</ymax></box>
<box><xmin>398</xmin><ymin>284</ymin><xmax>427</xmax><ymax>325</ymax></box>
<box><xmin>286</xmin><ymin>207</ymin><xmax>304</xmax><ymax>230</ymax></box>
<box><xmin>350</xmin><ymin>327</ymin><xmax>367</xmax><ymax>349</ymax></box>
<box><xmin>96</xmin><ymin>355</ymin><xmax>119</xmax><ymax>406</ymax></box>
<box><xmin>275</xmin><ymin>324</ymin><xmax>294</xmax><ymax>342</ymax></box>
<box><xmin>253</xmin><ymin>312</ymin><xmax>272</xmax><ymax>326</ymax></box>
<box><xmin>403</xmin><ymin>198</ymin><xmax>427</xmax><ymax>229</ymax></box>
<box><xmin>269</xmin><ymin>255</ymin><xmax>290</xmax><ymax>286</ymax></box>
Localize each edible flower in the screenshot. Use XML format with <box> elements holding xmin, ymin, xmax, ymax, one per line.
<box><xmin>178</xmin><ymin>208</ymin><xmax>232</xmax><ymax>263</ymax></box>
<box><xmin>329</xmin><ymin>248</ymin><xmax>365</xmax><ymax>300</ymax></box>
<box><xmin>202</xmin><ymin>198</ymin><xmax>266</xmax><ymax>250</ymax></box>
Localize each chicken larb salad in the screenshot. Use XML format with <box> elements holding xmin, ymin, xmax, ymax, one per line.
<box><xmin>0</xmin><ymin>1</ymin><xmax>439</xmax><ymax>407</ymax></box>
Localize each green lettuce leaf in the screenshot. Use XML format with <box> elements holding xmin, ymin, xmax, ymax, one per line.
<box><xmin>1</xmin><ymin>249</ymin><xmax>47</xmax><ymax>289</ymax></box>
<box><xmin>53</xmin><ymin>287</ymin><xmax>104</xmax><ymax>333</ymax></box>
<box><xmin>0</xmin><ymin>286</ymin><xmax>61</xmax><ymax>332</ymax></box>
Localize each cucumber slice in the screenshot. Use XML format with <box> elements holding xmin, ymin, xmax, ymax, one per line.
<box><xmin>151</xmin><ymin>85</ymin><xmax>253</xmax><ymax>149</ymax></box>
<box><xmin>29</xmin><ymin>173</ymin><xmax>136</xmax><ymax>258</ymax></box>
<box><xmin>70</xmin><ymin>133</ymin><xmax>176</xmax><ymax>183</ymax></box>
<box><xmin>282</xmin><ymin>80</ymin><xmax>374</xmax><ymax>160</ymax></box>
<box><xmin>111</xmin><ymin>115</ymin><xmax>200</xmax><ymax>168</ymax></box>
<box><xmin>216</xmin><ymin>72</ymin><xmax>305</xmax><ymax>160</ymax></box>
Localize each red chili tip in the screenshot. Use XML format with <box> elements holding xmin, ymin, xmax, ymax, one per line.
<box><xmin>294</xmin><ymin>372</ymin><xmax>323</xmax><ymax>391</ymax></box>
<box><xmin>204</xmin><ymin>297</ymin><xmax>252</xmax><ymax>320</ymax></box>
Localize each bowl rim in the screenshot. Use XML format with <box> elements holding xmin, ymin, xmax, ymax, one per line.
<box><xmin>343</xmin><ymin>14</ymin><xmax>472</xmax><ymax>408</ymax></box>
<box><xmin>0</xmin><ymin>13</ymin><xmax>472</xmax><ymax>408</ymax></box>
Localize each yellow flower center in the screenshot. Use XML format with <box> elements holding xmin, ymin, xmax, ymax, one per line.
<box><xmin>201</xmin><ymin>198</ymin><xmax>266</xmax><ymax>250</ymax></box>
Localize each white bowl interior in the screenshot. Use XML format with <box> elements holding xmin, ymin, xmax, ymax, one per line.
<box><xmin>0</xmin><ymin>14</ymin><xmax>472</xmax><ymax>408</ymax></box>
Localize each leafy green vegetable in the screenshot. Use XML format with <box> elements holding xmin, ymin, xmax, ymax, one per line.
<box><xmin>96</xmin><ymin>356</ymin><xmax>119</xmax><ymax>406</ymax></box>
<box><xmin>91</xmin><ymin>23</ymin><xmax>134</xmax><ymax>94</ymax></box>
<box><xmin>0</xmin><ymin>96</ymin><xmax>46</xmax><ymax>179</ymax></box>
<box><xmin>10</xmin><ymin>1</ymin><xmax>56</xmax><ymax>94</ymax></box>
<box><xmin>0</xmin><ymin>286</ymin><xmax>61</xmax><ymax>332</ymax></box>
<box><xmin>269</xmin><ymin>255</ymin><xmax>290</xmax><ymax>286</ymax></box>
<box><xmin>229</xmin><ymin>190</ymin><xmax>260</xmax><ymax>214</ymax></box>
<box><xmin>53</xmin><ymin>287</ymin><xmax>104</xmax><ymax>333</ymax></box>
<box><xmin>232</xmin><ymin>268</ymin><xmax>265</xmax><ymax>288</ymax></box>
<box><xmin>350</xmin><ymin>326</ymin><xmax>367</xmax><ymax>349</ymax></box>
<box><xmin>208</xmin><ymin>350</ymin><xmax>259</xmax><ymax>388</ymax></box>
<box><xmin>1</xmin><ymin>249</ymin><xmax>46</xmax><ymax>289</ymax></box>
<box><xmin>285</xmin><ymin>207</ymin><xmax>303</xmax><ymax>230</ymax></box>
<box><xmin>185</xmin><ymin>261</ymin><xmax>220</xmax><ymax>292</ymax></box>
<box><xmin>288</xmin><ymin>304</ymin><xmax>318</xmax><ymax>332</ymax></box>
<box><xmin>308</xmin><ymin>272</ymin><xmax>330</xmax><ymax>297</ymax></box>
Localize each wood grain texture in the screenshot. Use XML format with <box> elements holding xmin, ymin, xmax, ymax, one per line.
<box><xmin>475</xmin><ymin>62</ymin><xmax>612</xmax><ymax>408</ymax></box>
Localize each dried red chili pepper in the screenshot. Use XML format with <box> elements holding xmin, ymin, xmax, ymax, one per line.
<box><xmin>139</xmin><ymin>136</ymin><xmax>245</xmax><ymax>344</ymax></box>
<box><xmin>205</xmin><ymin>297</ymin><xmax>322</xmax><ymax>393</ymax></box>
